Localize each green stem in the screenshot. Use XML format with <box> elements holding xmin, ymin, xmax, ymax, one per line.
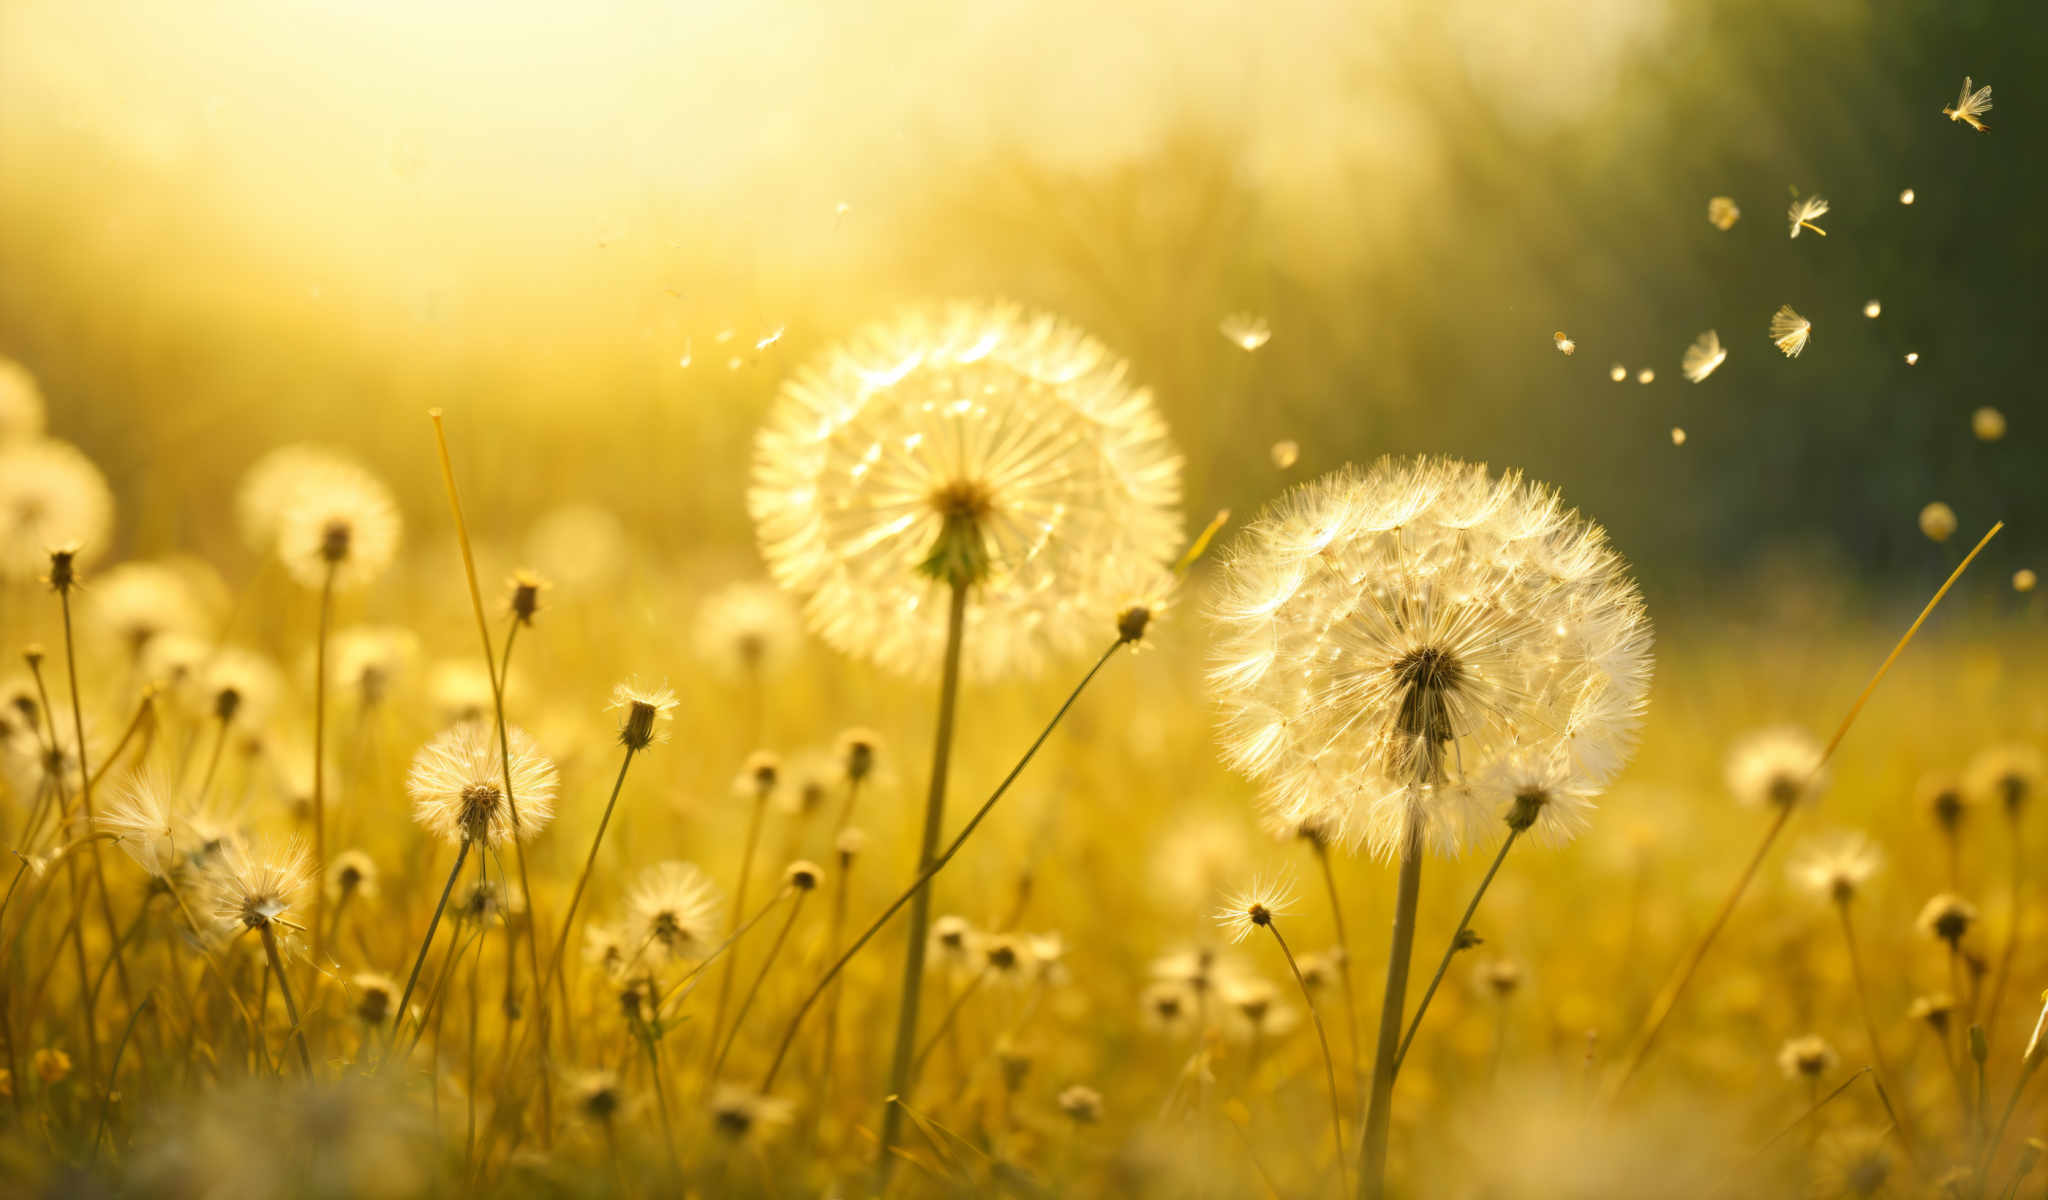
<box><xmin>384</xmin><ymin>840</ymin><xmax>471</xmax><ymax>1062</ymax></box>
<box><xmin>707</xmin><ymin>788</ymin><xmax>769</xmax><ymax>1069</ymax></box>
<box><xmin>1394</xmin><ymin>828</ymin><xmax>1519</xmax><ymax>1071</ymax></box>
<box><xmin>311</xmin><ymin>563</ymin><xmax>334</xmax><ymax>966</ymax></box>
<box><xmin>1357</xmin><ymin>824</ymin><xmax>1423</xmax><ymax>1200</ymax></box>
<box><xmin>538</xmin><ymin>744</ymin><xmax>636</xmax><ymax>1046</ymax></box>
<box><xmin>709</xmin><ymin>889</ymin><xmax>810</xmax><ymax>1083</ymax></box>
<box><xmin>1268</xmin><ymin>918</ymin><xmax>1350</xmax><ymax>1193</ymax></box>
<box><xmin>261</xmin><ymin>924</ymin><xmax>314</xmax><ymax>1075</ymax></box>
<box><xmin>1311</xmin><ymin>837</ymin><xmax>1364</xmax><ymax>1090</ymax></box>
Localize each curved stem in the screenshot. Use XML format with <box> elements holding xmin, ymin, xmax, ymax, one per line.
<box><xmin>539</xmin><ymin>745</ymin><xmax>637</xmax><ymax>1041</ymax></box>
<box><xmin>1985</xmin><ymin>810</ymin><xmax>2025</xmax><ymax>1036</ymax></box>
<box><xmin>710</xmin><ymin>889</ymin><xmax>810</xmax><ymax>1083</ymax></box>
<box><xmin>261</xmin><ymin>924</ymin><xmax>314</xmax><ymax>1075</ymax></box>
<box><xmin>384</xmin><ymin>840</ymin><xmax>471</xmax><ymax>1062</ymax></box>
<box><xmin>1267</xmin><ymin>918</ymin><xmax>1350</xmax><ymax>1193</ymax></box>
<box><xmin>1394</xmin><ymin>828</ymin><xmax>1519</xmax><ymax>1072</ymax></box>
<box><xmin>760</xmin><ymin>635</ymin><xmax>1125</xmax><ymax>1095</ymax></box>
<box><xmin>1837</xmin><ymin>899</ymin><xmax>1918</xmax><ymax>1157</ymax></box>
<box><xmin>1311</xmin><ymin>838</ymin><xmax>1364</xmax><ymax>1089</ymax></box>
<box><xmin>909</xmin><ymin>964</ymin><xmax>990</xmax><ymax>1084</ymax></box>
<box><xmin>1357</xmin><ymin>826</ymin><xmax>1423</xmax><ymax>1200</ymax></box>
<box><xmin>59</xmin><ymin>591</ymin><xmax>136</xmax><ymax>1021</ymax></box>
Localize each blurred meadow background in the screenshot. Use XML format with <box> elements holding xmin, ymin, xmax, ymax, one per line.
<box><xmin>3</xmin><ymin>0</ymin><xmax>2047</xmax><ymax>1196</ymax></box>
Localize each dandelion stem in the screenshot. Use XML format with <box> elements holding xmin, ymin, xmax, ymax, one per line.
<box><xmin>1836</xmin><ymin>899</ymin><xmax>1918</xmax><ymax>1156</ymax></box>
<box><xmin>1980</xmin><ymin>1051</ymin><xmax>2046</xmax><ymax>1178</ymax></box>
<box><xmin>1984</xmin><ymin>811</ymin><xmax>2025</xmax><ymax>1035</ymax></box>
<box><xmin>707</xmin><ymin>787</ymin><xmax>769</xmax><ymax>1071</ymax></box>
<box><xmin>759</xmin><ymin>635</ymin><xmax>1127</xmax><ymax>1096</ymax></box>
<box><xmin>84</xmin><ymin>686</ymin><xmax>157</xmax><ymax>795</ymax></box>
<box><xmin>58</xmin><ymin>588</ymin><xmax>138</xmax><ymax>1027</ymax></box>
<box><xmin>385</xmin><ymin>839</ymin><xmax>471</xmax><ymax>1064</ymax></box>
<box><xmin>311</xmin><ymin>561</ymin><xmax>335</xmax><ymax>968</ymax></box>
<box><xmin>909</xmin><ymin>963</ymin><xmax>989</xmax><ymax>1085</ymax></box>
<box><xmin>1310</xmin><ymin>837</ymin><xmax>1364</xmax><ymax>1090</ymax></box>
<box><xmin>1394</xmin><ymin>827</ymin><xmax>1520</xmax><ymax>1072</ymax></box>
<box><xmin>1754</xmin><ymin>1066</ymin><xmax>1872</xmax><ymax>1152</ymax></box>
<box><xmin>260</xmin><ymin>924</ymin><xmax>314</xmax><ymax>1075</ymax></box>
<box><xmin>875</xmin><ymin>577</ymin><xmax>970</xmax><ymax>1193</ymax></box>
<box><xmin>1266</xmin><ymin>916</ymin><xmax>1350</xmax><ymax>1193</ymax></box>
<box><xmin>1357</xmin><ymin>824</ymin><xmax>1423</xmax><ymax>1200</ymax></box>
<box><xmin>710</xmin><ymin>888</ymin><xmax>810</xmax><ymax>1083</ymax></box>
<box><xmin>89</xmin><ymin>990</ymin><xmax>154</xmax><ymax>1163</ymax></box>
<box><xmin>538</xmin><ymin>745</ymin><xmax>637</xmax><ymax>1046</ymax></box>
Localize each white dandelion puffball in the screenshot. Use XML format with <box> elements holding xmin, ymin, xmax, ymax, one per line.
<box><xmin>0</xmin><ymin>439</ymin><xmax>115</xmax><ymax>581</ymax></box>
<box><xmin>407</xmin><ymin>721</ymin><xmax>559</xmax><ymax>848</ymax></box>
<box><xmin>749</xmin><ymin>302</ymin><xmax>1185</xmax><ymax>681</ymax></box>
<box><xmin>236</xmin><ymin>443</ymin><xmax>359</xmax><ymax>553</ymax></box>
<box><xmin>0</xmin><ymin>358</ymin><xmax>46</xmax><ymax>442</ymax></box>
<box><xmin>1207</xmin><ymin>457</ymin><xmax>1653</xmax><ymax>860</ymax></box>
<box><xmin>274</xmin><ymin>457</ymin><xmax>402</xmax><ymax>591</ymax></box>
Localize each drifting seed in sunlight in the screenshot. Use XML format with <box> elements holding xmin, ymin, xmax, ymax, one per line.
<box><xmin>1670</xmin><ymin>427</ymin><xmax>1687</xmax><ymax>445</ymax></box>
<box><xmin>756</xmin><ymin>326</ymin><xmax>785</xmax><ymax>352</ymax></box>
<box><xmin>276</xmin><ymin>459</ymin><xmax>402</xmax><ymax>591</ymax></box>
<box><xmin>1213</xmin><ymin>874</ymin><xmax>1298</xmax><ymax>944</ymax></box>
<box><xmin>834</xmin><ymin>200</ymin><xmax>851</xmax><ymax>221</ymax></box>
<box><xmin>1777</xmin><ymin>1035</ymin><xmax>1838</xmax><ymax>1080</ymax></box>
<box><xmin>1637</xmin><ymin>368</ymin><xmax>1655</xmax><ymax>384</ymax></box>
<box><xmin>1271</xmin><ymin>440</ymin><xmax>1299</xmax><ymax>469</ymax></box>
<box><xmin>1554</xmin><ymin>331</ymin><xmax>1576</xmax><ymax>357</ymax></box>
<box><xmin>726</xmin><ymin>355</ymin><xmax>744</xmax><ymax>370</ymax></box>
<box><xmin>625</xmin><ymin>861</ymin><xmax>722</xmax><ymax>965</ymax></box>
<box><xmin>1943</xmin><ymin>77</ymin><xmax>1992</xmax><ymax>132</ymax></box>
<box><xmin>1863</xmin><ymin>300</ymin><xmax>1881</xmax><ymax>319</ymax></box>
<box><xmin>0</xmin><ymin>440</ymin><xmax>114</xmax><ymax>582</ymax></box>
<box><xmin>1681</xmin><ymin>331</ymin><xmax>1726</xmax><ymax>383</ymax></box>
<box><xmin>608</xmin><ymin>680</ymin><xmax>678</xmax><ymax>750</ymax></box>
<box><xmin>750</xmin><ymin>302</ymin><xmax>1185</xmax><ymax>680</ymax></box>
<box><xmin>1900</xmin><ymin>188</ymin><xmax>1916</xmax><ymax>205</ymax></box>
<box><xmin>1727</xmin><ymin>727</ymin><xmax>1828</xmax><ymax>808</ymax></box>
<box><xmin>1917</xmin><ymin>894</ymin><xmax>1977</xmax><ymax>946</ymax></box>
<box><xmin>709</xmin><ymin>1087</ymin><xmax>793</xmax><ymax>1143</ymax></box>
<box><xmin>407</xmin><ymin>721</ymin><xmax>559</xmax><ymax>848</ymax></box>
<box><xmin>1220</xmin><ymin>313</ymin><xmax>1272</xmax><ymax>352</ymax></box>
<box><xmin>1208</xmin><ymin>456</ymin><xmax>1653</xmax><ymax>857</ymax></box>
<box><xmin>2016</xmin><ymin>569</ymin><xmax>2038</xmax><ymax>593</ymax></box>
<box><xmin>1610</xmin><ymin>364</ymin><xmax>1627</xmax><ymax>382</ymax></box>
<box><xmin>1790</xmin><ymin>832</ymin><xmax>1883</xmax><ymax>903</ymax></box>
<box><xmin>1788</xmin><ymin>195</ymin><xmax>1829</xmax><ymax>238</ymax></box>
<box><xmin>678</xmin><ymin>338</ymin><xmax>692</xmax><ymax>368</ymax></box>
<box><xmin>1918</xmin><ymin>501</ymin><xmax>1957</xmax><ymax>543</ymax></box>
<box><xmin>1707</xmin><ymin>196</ymin><xmax>1740</xmax><ymax>230</ymax></box>
<box><xmin>1972</xmin><ymin>406</ymin><xmax>2006</xmax><ymax>441</ymax></box>
<box><xmin>1770</xmin><ymin>306</ymin><xmax>1812</xmax><ymax>357</ymax></box>
<box><xmin>1058</xmin><ymin>1085</ymin><xmax>1103</xmax><ymax>1124</ymax></box>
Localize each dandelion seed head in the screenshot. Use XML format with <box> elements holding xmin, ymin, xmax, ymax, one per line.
<box><xmin>749</xmin><ymin>302</ymin><xmax>1185</xmax><ymax>681</ymax></box>
<box><xmin>1910</xmin><ymin>992</ymin><xmax>1957</xmax><ymax>1032</ymax></box>
<box><xmin>0</xmin><ymin>440</ymin><xmax>114</xmax><ymax>582</ymax></box>
<box><xmin>1815</xmin><ymin>1128</ymin><xmax>1894</xmax><ymax>1197</ymax></box>
<box><xmin>1140</xmin><ymin>980</ymin><xmax>1196</xmax><ymax>1035</ymax></box>
<box><xmin>275</xmin><ymin>458</ymin><xmax>402</xmax><ymax>591</ymax></box>
<box><xmin>427</xmin><ymin>660</ymin><xmax>498</xmax><ymax>725</ymax></box>
<box><xmin>1222</xmin><ymin>976</ymin><xmax>1297</xmax><ymax>1040</ymax></box>
<box><xmin>625</xmin><ymin>861</ymin><xmax>722</xmax><ymax>965</ymax></box>
<box><xmin>330</xmin><ymin>626</ymin><xmax>420</xmax><ymax>709</ymax></box>
<box><xmin>235</xmin><ymin>444</ymin><xmax>356</xmax><ymax>553</ymax></box>
<box><xmin>505</xmin><ymin>569</ymin><xmax>549</xmax><ymax>625</ymax></box>
<box><xmin>1972</xmin><ymin>407</ymin><xmax>2006</xmax><ymax>442</ymax></box>
<box><xmin>1057</xmin><ymin>1084</ymin><xmax>1103</xmax><ymax>1124</ymax></box>
<box><xmin>607</xmin><ymin>680</ymin><xmax>678</xmax><ymax>750</ymax></box>
<box><xmin>1479</xmin><ymin>958</ymin><xmax>1523</xmax><ymax>996</ymax></box>
<box><xmin>737</xmin><ymin>750</ymin><xmax>782</xmax><ymax>799</ymax></box>
<box><xmin>524</xmin><ymin>502</ymin><xmax>630</xmax><ymax>590</ymax></box>
<box><xmin>709</xmin><ymin>1087</ymin><xmax>793</xmax><ymax>1143</ymax></box>
<box><xmin>694</xmin><ymin>580</ymin><xmax>801</xmax><ymax>679</ymax></box>
<box><xmin>929</xmin><ymin>914</ymin><xmax>978</xmax><ymax>971</ymax></box>
<box><xmin>1789</xmin><ymin>831</ymin><xmax>1882</xmax><ymax>904</ymax></box>
<box><xmin>1966</xmin><ymin>744</ymin><xmax>2042</xmax><ymax>815</ymax></box>
<box><xmin>1207</xmin><ymin>457</ymin><xmax>1652</xmax><ymax>860</ymax></box>
<box><xmin>784</xmin><ymin>859</ymin><xmax>823</xmax><ymax>891</ymax></box>
<box><xmin>1707</xmin><ymin>196</ymin><xmax>1740</xmax><ymax>230</ymax></box>
<box><xmin>327</xmin><ymin>848</ymin><xmax>379</xmax><ymax>901</ymax></box>
<box><xmin>1917</xmin><ymin>893</ymin><xmax>1977</xmax><ymax>944</ymax></box>
<box><xmin>407</xmin><ymin>721</ymin><xmax>558</xmax><ymax>848</ymax></box>
<box><xmin>1726</xmin><ymin>726</ymin><xmax>1828</xmax><ymax>808</ymax></box>
<box><xmin>1769</xmin><ymin>306</ymin><xmax>1812</xmax><ymax>358</ymax></box>
<box><xmin>835</xmin><ymin>726</ymin><xmax>882</xmax><ymax>782</ymax></box>
<box><xmin>208</xmin><ymin>836</ymin><xmax>312</xmax><ymax>934</ymax></box>
<box><xmin>200</xmin><ymin>646</ymin><xmax>283</xmax><ymax>728</ymax></box>
<box><xmin>1681</xmin><ymin>331</ymin><xmax>1726</xmax><ymax>383</ymax></box>
<box><xmin>352</xmin><ymin>972</ymin><xmax>396</xmax><ymax>1026</ymax></box>
<box><xmin>572</xmin><ymin>1070</ymin><xmax>624</xmax><ymax>1123</ymax></box>
<box><xmin>1918</xmin><ymin>501</ymin><xmax>1957</xmax><ymax>543</ymax></box>
<box><xmin>1776</xmin><ymin>1034</ymin><xmax>1838</xmax><ymax>1079</ymax></box>
<box><xmin>1212</xmin><ymin>873</ymin><xmax>1298</xmax><ymax>943</ymax></box>
<box><xmin>1220</xmin><ymin>313</ymin><xmax>1272</xmax><ymax>352</ymax></box>
<box><xmin>87</xmin><ymin>561</ymin><xmax>212</xmax><ymax>657</ymax></box>
<box><xmin>1920</xmin><ymin>773</ymin><xmax>1968</xmax><ymax>832</ymax></box>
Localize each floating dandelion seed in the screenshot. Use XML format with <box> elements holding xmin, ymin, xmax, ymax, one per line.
<box><xmin>2016</xmin><ymin>569</ymin><xmax>2038</xmax><ymax>593</ymax></box>
<box><xmin>407</xmin><ymin>721</ymin><xmax>559</xmax><ymax>848</ymax></box>
<box><xmin>0</xmin><ymin>440</ymin><xmax>114</xmax><ymax>582</ymax></box>
<box><xmin>1681</xmin><ymin>331</ymin><xmax>1726</xmax><ymax>383</ymax></box>
<box><xmin>1213</xmin><ymin>874</ymin><xmax>1299</xmax><ymax>944</ymax></box>
<box><xmin>1904</xmin><ymin>352</ymin><xmax>1919</xmax><ymax>365</ymax></box>
<box><xmin>99</xmin><ymin>770</ymin><xmax>182</xmax><ymax>879</ymax></box>
<box><xmin>1943</xmin><ymin>77</ymin><xmax>1992</xmax><ymax>132</ymax></box>
<box><xmin>0</xmin><ymin>358</ymin><xmax>46</xmax><ymax>442</ymax></box>
<box><xmin>1790</xmin><ymin>832</ymin><xmax>1883</xmax><ymax>903</ymax></box>
<box><xmin>1863</xmin><ymin>300</ymin><xmax>1882</xmax><ymax>319</ymax></box>
<box><xmin>1972</xmin><ymin>407</ymin><xmax>2006</xmax><ymax>441</ymax></box>
<box><xmin>1208</xmin><ymin>456</ymin><xmax>1653</xmax><ymax>859</ymax></box>
<box><xmin>1220</xmin><ymin>313</ymin><xmax>1272</xmax><ymax>352</ymax></box>
<box><xmin>1707</xmin><ymin>196</ymin><xmax>1740</xmax><ymax>230</ymax></box>
<box><xmin>1671</xmin><ymin>427</ymin><xmax>1686</xmax><ymax>445</ymax></box>
<box><xmin>749</xmin><ymin>302</ymin><xmax>1185</xmax><ymax>680</ymax></box>
<box><xmin>756</xmin><ymin>326</ymin><xmax>786</xmax><ymax>351</ymax></box>
<box><xmin>1634</xmin><ymin>367</ymin><xmax>1653</xmax><ymax>384</ymax></box>
<box><xmin>1553</xmin><ymin>332</ymin><xmax>1576</xmax><ymax>357</ymax></box>
<box><xmin>1918</xmin><ymin>502</ymin><xmax>1957</xmax><ymax>543</ymax></box>
<box><xmin>1271</xmin><ymin>440</ymin><xmax>1299</xmax><ymax>470</ymax></box>
<box><xmin>1770</xmin><ymin>306</ymin><xmax>1812</xmax><ymax>357</ymax></box>
<box><xmin>1610</xmin><ymin>364</ymin><xmax>1627</xmax><ymax>383</ymax></box>
<box><xmin>1900</xmin><ymin>188</ymin><xmax>1916</xmax><ymax>205</ymax></box>
<box><xmin>1726</xmin><ymin>726</ymin><xmax>1828</xmax><ymax>808</ymax></box>
<box><xmin>1788</xmin><ymin>195</ymin><xmax>1829</xmax><ymax>238</ymax></box>
<box><xmin>726</xmin><ymin>355</ymin><xmax>744</xmax><ymax>370</ymax></box>
<box><xmin>679</xmin><ymin>338</ymin><xmax>693</xmax><ymax>368</ymax></box>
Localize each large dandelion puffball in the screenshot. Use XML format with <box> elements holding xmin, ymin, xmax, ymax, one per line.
<box><xmin>1207</xmin><ymin>457</ymin><xmax>1653</xmax><ymax>860</ymax></box>
<box><xmin>749</xmin><ymin>303</ymin><xmax>1185</xmax><ymax>680</ymax></box>
<box><xmin>0</xmin><ymin>439</ymin><xmax>115</xmax><ymax>581</ymax></box>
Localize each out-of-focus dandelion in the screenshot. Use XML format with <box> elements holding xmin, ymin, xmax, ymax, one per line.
<box><xmin>1919</xmin><ymin>502</ymin><xmax>1958</xmax><ymax>543</ymax></box>
<box><xmin>1670</xmin><ymin>428</ymin><xmax>1687</xmax><ymax>446</ymax></box>
<box><xmin>87</xmin><ymin>562</ymin><xmax>211</xmax><ymax>658</ymax></box>
<box><xmin>211</xmin><ymin>837</ymin><xmax>315</xmax><ymax>1071</ymax></box>
<box><xmin>1788</xmin><ymin>195</ymin><xmax>1829</xmax><ymax>238</ymax></box>
<box><xmin>1213</xmin><ymin>875</ymin><xmax>1298</xmax><ymax>945</ymax></box>
<box><xmin>694</xmin><ymin>581</ymin><xmax>801</xmax><ymax>680</ymax></box>
<box><xmin>1610</xmin><ymin>364</ymin><xmax>1627</xmax><ymax>382</ymax></box>
<box><xmin>1943</xmin><ymin>77</ymin><xmax>1992</xmax><ymax>131</ymax></box>
<box><xmin>1790</xmin><ymin>832</ymin><xmax>1883</xmax><ymax>904</ymax></box>
<box><xmin>1707</xmin><ymin>196</ymin><xmax>1740</xmax><ymax>230</ymax></box>
<box><xmin>32</xmin><ymin>1049</ymin><xmax>70</xmax><ymax>1085</ymax></box>
<box><xmin>1769</xmin><ymin>306</ymin><xmax>1812</xmax><ymax>357</ymax></box>
<box><xmin>234</xmin><ymin>444</ymin><xmax>356</xmax><ymax>554</ymax></box>
<box><xmin>1220</xmin><ymin>313</ymin><xmax>1272</xmax><ymax>352</ymax></box>
<box><xmin>709</xmin><ymin>1086</ymin><xmax>794</xmax><ymax>1143</ymax></box>
<box><xmin>1271</xmin><ymin>440</ymin><xmax>1299</xmax><ymax>469</ymax></box>
<box><xmin>330</xmin><ymin>626</ymin><xmax>420</xmax><ymax>709</ymax></box>
<box><xmin>1727</xmin><ymin>727</ymin><xmax>1828</xmax><ymax>808</ymax></box>
<box><xmin>408</xmin><ymin>722</ymin><xmax>558</xmax><ymax>849</ymax></box>
<box><xmin>2016</xmin><ymin>569</ymin><xmax>2038</xmax><ymax>593</ymax></box>
<box><xmin>1553</xmin><ymin>331</ymin><xmax>1576</xmax><ymax>356</ymax></box>
<box><xmin>275</xmin><ymin>459</ymin><xmax>401</xmax><ymax>592</ymax></box>
<box><xmin>352</xmin><ymin>972</ymin><xmax>396</xmax><ymax>1027</ymax></box>
<box><xmin>1681</xmin><ymin>331</ymin><xmax>1726</xmax><ymax>383</ymax></box>
<box><xmin>1917</xmin><ymin>894</ymin><xmax>1977</xmax><ymax>946</ymax></box>
<box><xmin>624</xmin><ymin>861</ymin><xmax>723</xmax><ymax>967</ymax></box>
<box><xmin>0</xmin><ymin>440</ymin><xmax>114</xmax><ymax>581</ymax></box>
<box><xmin>1777</xmin><ymin>1034</ymin><xmax>1838</xmax><ymax>1080</ymax></box>
<box><xmin>1057</xmin><ymin>1084</ymin><xmax>1104</xmax><ymax>1124</ymax></box>
<box><xmin>1636</xmin><ymin>368</ymin><xmax>1655</xmax><ymax>384</ymax></box>
<box><xmin>1973</xmin><ymin>407</ymin><xmax>2007</xmax><ymax>441</ymax></box>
